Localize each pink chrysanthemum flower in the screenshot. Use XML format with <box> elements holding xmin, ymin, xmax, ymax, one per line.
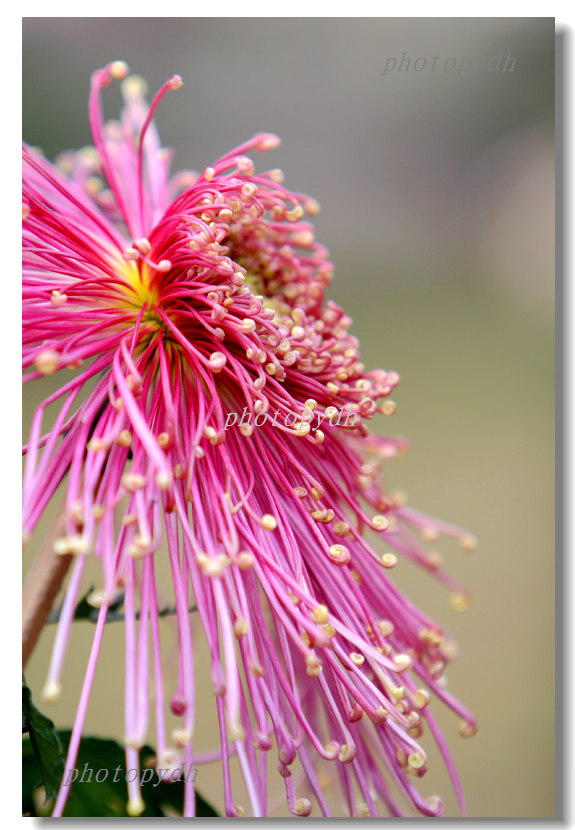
<box><xmin>23</xmin><ymin>61</ymin><xmax>476</xmax><ymax>818</ymax></box>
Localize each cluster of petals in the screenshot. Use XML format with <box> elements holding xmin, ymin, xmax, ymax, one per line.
<box><xmin>22</xmin><ymin>60</ymin><xmax>476</xmax><ymax>818</ymax></box>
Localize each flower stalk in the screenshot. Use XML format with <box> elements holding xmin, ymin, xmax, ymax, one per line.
<box><xmin>23</xmin><ymin>509</ymin><xmax>72</xmax><ymax>667</ymax></box>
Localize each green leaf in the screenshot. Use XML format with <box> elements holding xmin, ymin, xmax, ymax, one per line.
<box><xmin>47</xmin><ymin>586</ymin><xmax>119</xmax><ymax>624</ymax></box>
<box><xmin>23</xmin><ymin>730</ymin><xmax>219</xmax><ymax>817</ymax></box>
<box><xmin>47</xmin><ymin>587</ymin><xmax>196</xmax><ymax>625</ymax></box>
<box><xmin>22</xmin><ymin>736</ymin><xmax>42</xmax><ymax>816</ymax></box>
<box><xmin>22</xmin><ymin>684</ymin><xmax>65</xmax><ymax>802</ymax></box>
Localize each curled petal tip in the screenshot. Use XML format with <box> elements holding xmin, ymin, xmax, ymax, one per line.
<box><xmin>109</xmin><ymin>60</ymin><xmax>130</xmax><ymax>80</ymax></box>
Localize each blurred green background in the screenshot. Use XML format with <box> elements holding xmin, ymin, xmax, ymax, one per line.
<box><xmin>23</xmin><ymin>18</ymin><xmax>555</xmax><ymax>818</ymax></box>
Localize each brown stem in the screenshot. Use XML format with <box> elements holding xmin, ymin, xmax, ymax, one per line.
<box><xmin>22</xmin><ymin>512</ymin><xmax>72</xmax><ymax>668</ymax></box>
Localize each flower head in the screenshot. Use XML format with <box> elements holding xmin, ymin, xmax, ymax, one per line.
<box><xmin>23</xmin><ymin>61</ymin><xmax>476</xmax><ymax>818</ymax></box>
